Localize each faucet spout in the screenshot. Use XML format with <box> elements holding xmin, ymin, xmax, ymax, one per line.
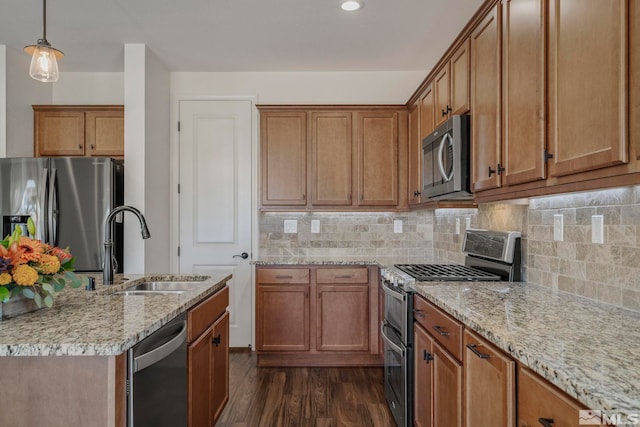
<box><xmin>103</xmin><ymin>205</ymin><xmax>151</xmax><ymax>285</ymax></box>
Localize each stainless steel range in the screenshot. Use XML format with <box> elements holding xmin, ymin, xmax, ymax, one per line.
<box><xmin>380</xmin><ymin>229</ymin><xmax>522</xmax><ymax>427</ymax></box>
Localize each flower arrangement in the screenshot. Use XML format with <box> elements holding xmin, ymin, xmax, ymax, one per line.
<box><xmin>0</xmin><ymin>218</ymin><xmax>86</xmax><ymax>308</ymax></box>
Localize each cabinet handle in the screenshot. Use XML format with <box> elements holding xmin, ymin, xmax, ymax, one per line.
<box><xmin>212</xmin><ymin>334</ymin><xmax>221</xmax><ymax>347</ymax></box>
<box><xmin>441</xmin><ymin>105</ymin><xmax>452</xmax><ymax>117</ymax></box>
<box><xmin>466</xmin><ymin>343</ymin><xmax>490</xmax><ymax>359</ymax></box>
<box><xmin>413</xmin><ymin>309</ymin><xmax>426</xmax><ymax>319</ymax></box>
<box><xmin>488</xmin><ymin>166</ymin><xmax>496</xmax><ymax>177</ymax></box>
<box><xmin>538</xmin><ymin>418</ymin><xmax>554</xmax><ymax>427</ymax></box>
<box><xmin>423</xmin><ymin>350</ymin><xmax>434</xmax><ymax>364</ymax></box>
<box><xmin>90</xmin><ymin>144</ymin><xmax>95</xmax><ymax>150</ymax></box>
<box><xmin>275</xmin><ymin>275</ymin><xmax>293</xmax><ymax>279</ymax></box>
<box><xmin>302</xmin><ymin>194</ymin><xmax>306</xmax><ymax>200</ymax></box>
<box><xmin>78</xmin><ymin>144</ymin><xmax>83</xmax><ymax>149</ymax></box>
<box><xmin>497</xmin><ymin>164</ymin><xmax>505</xmax><ymax>175</ymax></box>
<box><xmin>413</xmin><ymin>190</ymin><xmax>422</xmax><ymax>197</ymax></box>
<box><xmin>334</xmin><ymin>275</ymin><xmax>352</xmax><ymax>279</ymax></box>
<box><xmin>432</xmin><ymin>325</ymin><xmax>450</xmax><ymax>336</ymax></box>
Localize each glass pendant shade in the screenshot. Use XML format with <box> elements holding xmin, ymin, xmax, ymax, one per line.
<box><xmin>26</xmin><ymin>44</ymin><xmax>62</xmax><ymax>82</ymax></box>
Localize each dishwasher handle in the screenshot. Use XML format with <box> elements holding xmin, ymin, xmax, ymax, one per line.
<box><xmin>134</xmin><ymin>320</ymin><xmax>187</xmax><ymax>373</ymax></box>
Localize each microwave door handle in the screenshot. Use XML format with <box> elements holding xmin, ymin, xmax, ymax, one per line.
<box><xmin>437</xmin><ymin>133</ymin><xmax>454</xmax><ymax>182</ymax></box>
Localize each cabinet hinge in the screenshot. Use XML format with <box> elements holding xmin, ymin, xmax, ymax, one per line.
<box><xmin>544</xmin><ymin>150</ymin><xmax>554</xmax><ymax>162</ymax></box>
<box><xmin>177</xmin><ymin>246</ymin><xmax>181</xmax><ymax>256</ymax></box>
<box><xmin>177</xmin><ymin>121</ymin><xmax>181</xmax><ymax>132</ymax></box>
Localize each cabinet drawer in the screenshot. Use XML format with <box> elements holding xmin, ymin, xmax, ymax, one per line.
<box><xmin>413</xmin><ymin>295</ymin><xmax>463</xmax><ymax>361</ymax></box>
<box><xmin>257</xmin><ymin>268</ymin><xmax>310</xmax><ymax>284</ymax></box>
<box><xmin>518</xmin><ymin>366</ymin><xmax>605</xmax><ymax>427</ymax></box>
<box><xmin>316</xmin><ymin>267</ymin><xmax>369</xmax><ymax>284</ymax></box>
<box><xmin>188</xmin><ymin>286</ymin><xmax>229</xmax><ymax>342</ymax></box>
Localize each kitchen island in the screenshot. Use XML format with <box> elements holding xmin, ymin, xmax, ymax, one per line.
<box><xmin>0</xmin><ymin>273</ymin><xmax>231</xmax><ymax>427</ymax></box>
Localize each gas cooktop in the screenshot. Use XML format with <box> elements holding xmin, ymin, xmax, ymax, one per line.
<box><xmin>393</xmin><ymin>263</ymin><xmax>501</xmax><ymax>282</ymax></box>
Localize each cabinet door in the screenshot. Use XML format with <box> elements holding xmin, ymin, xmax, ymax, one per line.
<box><xmin>450</xmin><ymin>39</ymin><xmax>470</xmax><ymax>116</ymax></box>
<box><xmin>260</xmin><ymin>112</ymin><xmax>307</xmax><ymax>206</ymax></box>
<box><xmin>356</xmin><ymin>111</ymin><xmax>398</xmax><ymax>206</ymax></box>
<box><xmin>414</xmin><ymin>324</ymin><xmax>433</xmax><ymax>427</ymax></box>
<box><xmin>316</xmin><ymin>285</ymin><xmax>369</xmax><ymax>351</ymax></box>
<box><xmin>310</xmin><ymin>111</ymin><xmax>353</xmax><ymax>206</ymax></box>
<box><xmin>408</xmin><ymin>102</ymin><xmax>422</xmax><ymax>205</ymax></box>
<box><xmin>547</xmin><ymin>0</ymin><xmax>628</xmax><ymax>177</ymax></box>
<box><xmin>256</xmin><ymin>284</ymin><xmax>309</xmax><ymax>351</ymax></box>
<box><xmin>502</xmin><ymin>0</ymin><xmax>546</xmax><ymax>186</ymax></box>
<box><xmin>518</xmin><ymin>367</ymin><xmax>606</xmax><ymax>427</ymax></box>
<box><xmin>471</xmin><ymin>3</ymin><xmax>502</xmax><ymax>192</ymax></box>
<box><xmin>434</xmin><ymin>65</ymin><xmax>451</xmax><ymax>128</ymax></box>
<box><xmin>211</xmin><ymin>311</ymin><xmax>229</xmax><ymax>424</ymax></box>
<box><xmin>85</xmin><ymin>110</ymin><xmax>124</xmax><ymax>157</ymax></box>
<box><xmin>420</xmin><ymin>83</ymin><xmax>436</xmax><ymax>140</ymax></box>
<box><xmin>34</xmin><ymin>110</ymin><xmax>85</xmax><ymax>156</ymax></box>
<box><xmin>433</xmin><ymin>341</ymin><xmax>462</xmax><ymax>427</ymax></box>
<box><xmin>464</xmin><ymin>330</ymin><xmax>515</xmax><ymax>427</ymax></box>
<box><xmin>188</xmin><ymin>326</ymin><xmax>213</xmax><ymax>427</ymax></box>
<box><xmin>633</xmin><ymin>0</ymin><xmax>640</xmax><ymax>160</ymax></box>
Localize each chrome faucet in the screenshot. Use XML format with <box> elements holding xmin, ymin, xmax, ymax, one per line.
<box><xmin>103</xmin><ymin>205</ymin><xmax>151</xmax><ymax>285</ymax></box>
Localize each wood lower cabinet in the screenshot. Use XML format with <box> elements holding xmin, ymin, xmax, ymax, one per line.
<box><xmin>256</xmin><ymin>265</ymin><xmax>381</xmax><ymax>366</ymax></box>
<box><xmin>33</xmin><ymin>105</ymin><xmax>124</xmax><ymax>158</ymax></box>
<box><xmin>188</xmin><ymin>286</ymin><xmax>230</xmax><ymax>427</ymax></box>
<box><xmin>464</xmin><ymin>329</ymin><xmax>516</xmax><ymax>427</ymax></box>
<box><xmin>518</xmin><ymin>366</ymin><xmax>607</xmax><ymax>427</ymax></box>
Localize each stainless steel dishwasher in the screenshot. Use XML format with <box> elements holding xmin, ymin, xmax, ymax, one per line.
<box><xmin>127</xmin><ymin>312</ymin><xmax>188</xmax><ymax>427</ymax></box>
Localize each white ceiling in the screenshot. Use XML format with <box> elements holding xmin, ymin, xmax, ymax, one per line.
<box><xmin>0</xmin><ymin>0</ymin><xmax>484</xmax><ymax>73</ymax></box>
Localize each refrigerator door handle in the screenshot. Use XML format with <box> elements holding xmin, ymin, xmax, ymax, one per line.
<box><xmin>40</xmin><ymin>168</ymin><xmax>49</xmax><ymax>242</ymax></box>
<box><xmin>48</xmin><ymin>168</ymin><xmax>58</xmax><ymax>246</ymax></box>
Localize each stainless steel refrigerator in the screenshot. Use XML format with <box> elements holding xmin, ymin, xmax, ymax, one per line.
<box><xmin>0</xmin><ymin>157</ymin><xmax>124</xmax><ymax>272</ymax></box>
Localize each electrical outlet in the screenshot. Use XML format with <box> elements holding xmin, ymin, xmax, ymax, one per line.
<box><xmin>311</xmin><ymin>220</ymin><xmax>320</xmax><ymax>233</ymax></box>
<box><xmin>455</xmin><ymin>218</ymin><xmax>461</xmax><ymax>235</ymax></box>
<box><xmin>394</xmin><ymin>220</ymin><xmax>403</xmax><ymax>233</ymax></box>
<box><xmin>465</xmin><ymin>217</ymin><xmax>471</xmax><ymax>230</ymax></box>
<box><xmin>284</xmin><ymin>220</ymin><xmax>297</xmax><ymax>233</ymax></box>
<box><xmin>592</xmin><ymin>215</ymin><xmax>604</xmax><ymax>244</ymax></box>
<box><xmin>553</xmin><ymin>214</ymin><xmax>564</xmax><ymax>241</ymax></box>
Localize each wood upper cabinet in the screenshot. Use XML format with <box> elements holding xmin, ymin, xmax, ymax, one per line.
<box><xmin>464</xmin><ymin>329</ymin><xmax>515</xmax><ymax>427</ymax></box>
<box><xmin>633</xmin><ymin>0</ymin><xmax>640</xmax><ymax>161</ymax></box>
<box><xmin>471</xmin><ymin>3</ymin><xmax>502</xmax><ymax>192</ymax></box>
<box><xmin>260</xmin><ymin>111</ymin><xmax>307</xmax><ymax>206</ymax></box>
<box><xmin>356</xmin><ymin>111</ymin><xmax>399</xmax><ymax>206</ymax></box>
<box><xmin>310</xmin><ymin>111</ymin><xmax>353</xmax><ymax>206</ymax></box>
<box><xmin>547</xmin><ymin>0</ymin><xmax>628</xmax><ymax>177</ymax></box>
<box><xmin>518</xmin><ymin>366</ymin><xmax>607</xmax><ymax>427</ymax></box>
<box><xmin>33</xmin><ymin>105</ymin><xmax>124</xmax><ymax>158</ymax></box>
<box><xmin>408</xmin><ymin>102</ymin><xmax>422</xmax><ymax>205</ymax></box>
<box><xmin>420</xmin><ymin>83</ymin><xmax>436</xmax><ymax>140</ymax></box>
<box><xmin>502</xmin><ymin>0</ymin><xmax>546</xmax><ymax>186</ymax></box>
<box><xmin>434</xmin><ymin>39</ymin><xmax>470</xmax><ymax>128</ymax></box>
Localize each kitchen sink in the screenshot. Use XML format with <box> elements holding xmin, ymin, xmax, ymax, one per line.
<box><xmin>114</xmin><ymin>290</ymin><xmax>186</xmax><ymax>296</ymax></box>
<box><xmin>128</xmin><ymin>281</ymin><xmax>204</xmax><ymax>292</ymax></box>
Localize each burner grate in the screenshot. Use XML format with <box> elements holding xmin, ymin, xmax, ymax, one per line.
<box><xmin>394</xmin><ymin>264</ymin><xmax>501</xmax><ymax>282</ymax></box>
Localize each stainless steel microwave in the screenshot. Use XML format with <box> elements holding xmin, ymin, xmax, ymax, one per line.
<box><xmin>422</xmin><ymin>115</ymin><xmax>471</xmax><ymax>200</ymax></box>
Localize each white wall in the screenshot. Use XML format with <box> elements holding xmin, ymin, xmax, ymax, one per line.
<box><xmin>0</xmin><ymin>45</ymin><xmax>6</xmax><ymax>157</ymax></box>
<box><xmin>143</xmin><ymin>49</ymin><xmax>171</xmax><ymax>273</ymax></box>
<box><xmin>5</xmin><ymin>46</ymin><xmax>52</xmax><ymax>157</ymax></box>
<box><xmin>171</xmin><ymin>71</ymin><xmax>425</xmax><ymax>104</ymax></box>
<box><xmin>52</xmin><ymin>72</ymin><xmax>124</xmax><ymax>104</ymax></box>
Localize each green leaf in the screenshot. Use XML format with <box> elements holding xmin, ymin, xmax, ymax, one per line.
<box><xmin>43</xmin><ymin>295</ymin><xmax>53</xmax><ymax>308</ymax></box>
<box><xmin>22</xmin><ymin>288</ymin><xmax>35</xmax><ymax>299</ymax></box>
<box><xmin>42</xmin><ymin>282</ymin><xmax>55</xmax><ymax>294</ymax></box>
<box><xmin>27</xmin><ymin>217</ymin><xmax>36</xmax><ymax>237</ymax></box>
<box><xmin>0</xmin><ymin>287</ymin><xmax>9</xmax><ymax>302</ymax></box>
<box><xmin>70</xmin><ymin>278</ymin><xmax>82</xmax><ymax>288</ymax></box>
<box><xmin>33</xmin><ymin>292</ymin><xmax>42</xmax><ymax>308</ymax></box>
<box><xmin>10</xmin><ymin>287</ymin><xmax>22</xmax><ymax>298</ymax></box>
<box><xmin>53</xmin><ymin>280</ymin><xmax>65</xmax><ymax>292</ymax></box>
<box><xmin>64</xmin><ymin>271</ymin><xmax>76</xmax><ymax>281</ymax></box>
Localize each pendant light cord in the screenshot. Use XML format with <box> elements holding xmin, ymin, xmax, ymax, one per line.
<box><xmin>42</xmin><ymin>0</ymin><xmax>47</xmax><ymax>41</ymax></box>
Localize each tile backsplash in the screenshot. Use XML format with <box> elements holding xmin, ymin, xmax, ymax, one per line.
<box><xmin>258</xmin><ymin>185</ymin><xmax>640</xmax><ymax>311</ymax></box>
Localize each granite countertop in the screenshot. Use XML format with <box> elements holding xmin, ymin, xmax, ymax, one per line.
<box><xmin>0</xmin><ymin>273</ymin><xmax>230</xmax><ymax>357</ymax></box>
<box><xmin>253</xmin><ymin>259</ymin><xmax>382</xmax><ymax>266</ymax></box>
<box><xmin>412</xmin><ymin>281</ymin><xmax>640</xmax><ymax>419</ymax></box>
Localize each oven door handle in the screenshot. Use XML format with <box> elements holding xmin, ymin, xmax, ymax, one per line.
<box><xmin>381</xmin><ymin>282</ymin><xmax>406</xmax><ymax>302</ymax></box>
<box><xmin>134</xmin><ymin>320</ymin><xmax>187</xmax><ymax>373</ymax></box>
<box><xmin>381</xmin><ymin>323</ymin><xmax>405</xmax><ymax>357</ymax></box>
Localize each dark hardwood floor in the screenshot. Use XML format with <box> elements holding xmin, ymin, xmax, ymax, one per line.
<box><xmin>217</xmin><ymin>351</ymin><xmax>395</xmax><ymax>427</ymax></box>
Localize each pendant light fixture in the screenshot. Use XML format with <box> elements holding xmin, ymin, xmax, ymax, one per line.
<box><xmin>24</xmin><ymin>0</ymin><xmax>64</xmax><ymax>82</ymax></box>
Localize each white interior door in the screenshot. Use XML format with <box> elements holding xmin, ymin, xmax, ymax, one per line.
<box><xmin>179</xmin><ymin>99</ymin><xmax>253</xmax><ymax>348</ymax></box>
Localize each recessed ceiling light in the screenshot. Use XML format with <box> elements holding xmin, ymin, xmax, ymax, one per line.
<box><xmin>340</xmin><ymin>0</ymin><xmax>363</xmax><ymax>12</ymax></box>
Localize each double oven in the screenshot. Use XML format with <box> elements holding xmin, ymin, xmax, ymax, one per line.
<box><xmin>381</xmin><ymin>229</ymin><xmax>522</xmax><ymax>427</ymax></box>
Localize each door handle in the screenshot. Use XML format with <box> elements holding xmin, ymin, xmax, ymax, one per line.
<box><xmin>233</xmin><ymin>252</ymin><xmax>249</xmax><ymax>259</ymax></box>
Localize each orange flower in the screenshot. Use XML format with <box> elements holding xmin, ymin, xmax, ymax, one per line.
<box><xmin>0</xmin><ymin>242</ymin><xmax>26</xmax><ymax>266</ymax></box>
<box><xmin>48</xmin><ymin>246</ymin><xmax>72</xmax><ymax>262</ymax></box>
<box><xmin>0</xmin><ymin>273</ymin><xmax>11</xmax><ymax>285</ymax></box>
<box><xmin>39</xmin><ymin>254</ymin><xmax>61</xmax><ymax>275</ymax></box>
<box><xmin>12</xmin><ymin>265</ymin><xmax>38</xmax><ymax>286</ymax></box>
<box><xmin>18</xmin><ymin>237</ymin><xmax>45</xmax><ymax>264</ymax></box>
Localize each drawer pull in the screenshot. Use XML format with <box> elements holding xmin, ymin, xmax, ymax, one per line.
<box><xmin>538</xmin><ymin>418</ymin><xmax>554</xmax><ymax>427</ymax></box>
<box><xmin>413</xmin><ymin>309</ymin><xmax>426</xmax><ymax>319</ymax></box>
<box><xmin>334</xmin><ymin>275</ymin><xmax>353</xmax><ymax>279</ymax></box>
<box><xmin>275</xmin><ymin>275</ymin><xmax>293</xmax><ymax>279</ymax></box>
<box><xmin>432</xmin><ymin>325</ymin><xmax>450</xmax><ymax>336</ymax></box>
<box><xmin>466</xmin><ymin>343</ymin><xmax>490</xmax><ymax>359</ymax></box>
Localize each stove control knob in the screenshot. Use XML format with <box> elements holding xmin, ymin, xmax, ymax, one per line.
<box><xmin>396</xmin><ymin>277</ymin><xmax>406</xmax><ymax>287</ymax></box>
